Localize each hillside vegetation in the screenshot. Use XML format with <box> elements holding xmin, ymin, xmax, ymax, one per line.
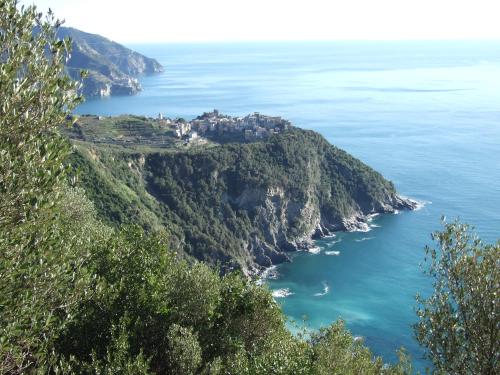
<box><xmin>68</xmin><ymin>115</ymin><xmax>414</xmax><ymax>274</ymax></box>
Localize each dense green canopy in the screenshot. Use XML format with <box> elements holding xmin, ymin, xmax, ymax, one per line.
<box><xmin>68</xmin><ymin>118</ymin><xmax>402</xmax><ymax>272</ymax></box>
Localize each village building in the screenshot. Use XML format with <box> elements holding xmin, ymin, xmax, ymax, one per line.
<box><xmin>174</xmin><ymin>121</ymin><xmax>191</xmax><ymax>138</ymax></box>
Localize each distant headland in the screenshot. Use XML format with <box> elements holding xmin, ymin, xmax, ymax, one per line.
<box><xmin>58</xmin><ymin>27</ymin><xmax>163</xmax><ymax>98</ymax></box>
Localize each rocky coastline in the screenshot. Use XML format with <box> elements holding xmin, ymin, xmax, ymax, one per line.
<box><xmin>250</xmin><ymin>195</ymin><xmax>419</xmax><ymax>278</ymax></box>
<box><xmin>69</xmin><ymin>121</ymin><xmax>418</xmax><ymax>275</ymax></box>
<box><xmin>58</xmin><ymin>27</ymin><xmax>163</xmax><ymax>98</ymax></box>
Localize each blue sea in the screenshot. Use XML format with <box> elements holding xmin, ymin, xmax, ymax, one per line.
<box><xmin>76</xmin><ymin>41</ymin><xmax>500</xmax><ymax>371</ymax></box>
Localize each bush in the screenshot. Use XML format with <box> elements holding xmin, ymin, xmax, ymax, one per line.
<box><xmin>415</xmin><ymin>221</ymin><xmax>500</xmax><ymax>374</ymax></box>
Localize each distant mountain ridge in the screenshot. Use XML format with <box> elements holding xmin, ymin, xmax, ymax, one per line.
<box><xmin>57</xmin><ymin>27</ymin><xmax>163</xmax><ymax>97</ymax></box>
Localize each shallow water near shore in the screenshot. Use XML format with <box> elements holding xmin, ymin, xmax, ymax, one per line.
<box><xmin>76</xmin><ymin>40</ymin><xmax>500</xmax><ymax>371</ymax></box>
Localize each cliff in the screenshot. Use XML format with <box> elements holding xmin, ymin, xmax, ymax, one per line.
<box><xmin>67</xmin><ymin>119</ymin><xmax>415</xmax><ymax>274</ymax></box>
<box><xmin>57</xmin><ymin>27</ymin><xmax>163</xmax><ymax>97</ymax></box>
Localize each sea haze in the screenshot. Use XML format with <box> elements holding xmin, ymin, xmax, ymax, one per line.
<box><xmin>76</xmin><ymin>40</ymin><xmax>500</xmax><ymax>371</ymax></box>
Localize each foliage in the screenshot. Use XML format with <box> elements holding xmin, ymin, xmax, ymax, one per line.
<box><xmin>69</xmin><ymin>127</ymin><xmax>399</xmax><ymax>270</ymax></box>
<box><xmin>311</xmin><ymin>321</ymin><xmax>412</xmax><ymax>375</ymax></box>
<box><xmin>415</xmin><ymin>221</ymin><xmax>500</xmax><ymax>374</ymax></box>
<box><xmin>0</xmin><ymin>0</ymin><xmax>81</xmax><ymax>232</ymax></box>
<box><xmin>0</xmin><ymin>0</ymin><xmax>84</xmax><ymax>372</ymax></box>
<box><xmin>166</xmin><ymin>324</ymin><xmax>202</xmax><ymax>375</ymax></box>
<box><xmin>43</xmin><ymin>224</ymin><xmax>412</xmax><ymax>375</ymax></box>
<box><xmin>77</xmin><ymin>317</ymin><xmax>151</xmax><ymax>375</ymax></box>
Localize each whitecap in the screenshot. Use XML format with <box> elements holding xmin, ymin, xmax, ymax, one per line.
<box><xmin>414</xmin><ymin>200</ymin><xmax>431</xmax><ymax>211</ymax></box>
<box><xmin>314</xmin><ymin>281</ymin><xmax>330</xmax><ymax>297</ymax></box>
<box><xmin>256</xmin><ymin>265</ymin><xmax>279</xmax><ymax>285</ymax></box>
<box><xmin>325</xmin><ymin>250</ymin><xmax>340</xmax><ymax>256</ymax></box>
<box><xmin>327</xmin><ymin>239</ymin><xmax>342</xmax><ymax>247</ymax></box>
<box><xmin>348</xmin><ymin>221</ymin><xmax>372</xmax><ymax>232</ymax></box>
<box><xmin>354</xmin><ymin>236</ymin><xmax>375</xmax><ymax>242</ymax></box>
<box><xmin>261</xmin><ymin>265</ymin><xmax>279</xmax><ymax>280</ymax></box>
<box><xmin>272</xmin><ymin>288</ymin><xmax>294</xmax><ymax>298</ymax></box>
<box><xmin>308</xmin><ymin>246</ymin><xmax>321</xmax><ymax>254</ymax></box>
<box><xmin>355</xmin><ymin>224</ymin><xmax>372</xmax><ymax>233</ymax></box>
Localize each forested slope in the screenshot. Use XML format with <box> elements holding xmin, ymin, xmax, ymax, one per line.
<box><xmin>71</xmin><ymin>127</ymin><xmax>415</xmax><ymax>274</ymax></box>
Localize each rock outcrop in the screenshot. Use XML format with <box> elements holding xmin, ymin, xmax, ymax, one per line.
<box><xmin>220</xmin><ymin>178</ymin><xmax>416</xmax><ymax>271</ymax></box>
<box><xmin>57</xmin><ymin>27</ymin><xmax>163</xmax><ymax>97</ymax></box>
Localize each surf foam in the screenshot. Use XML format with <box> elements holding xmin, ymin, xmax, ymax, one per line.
<box><xmin>355</xmin><ymin>236</ymin><xmax>375</xmax><ymax>242</ymax></box>
<box><xmin>308</xmin><ymin>246</ymin><xmax>321</xmax><ymax>254</ymax></box>
<box><xmin>272</xmin><ymin>288</ymin><xmax>294</xmax><ymax>298</ymax></box>
<box><xmin>314</xmin><ymin>281</ymin><xmax>330</xmax><ymax>297</ymax></box>
<box><xmin>325</xmin><ymin>250</ymin><xmax>340</xmax><ymax>256</ymax></box>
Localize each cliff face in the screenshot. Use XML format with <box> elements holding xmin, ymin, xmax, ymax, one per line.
<box><xmin>57</xmin><ymin>27</ymin><xmax>163</xmax><ymax>97</ymax></box>
<box><xmin>71</xmin><ymin>128</ymin><xmax>415</xmax><ymax>274</ymax></box>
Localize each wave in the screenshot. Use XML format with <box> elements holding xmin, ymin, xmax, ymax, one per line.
<box><xmin>314</xmin><ymin>281</ymin><xmax>330</xmax><ymax>297</ymax></box>
<box><xmin>345</xmin><ymin>221</ymin><xmax>372</xmax><ymax>233</ymax></box>
<box><xmin>308</xmin><ymin>246</ymin><xmax>321</xmax><ymax>254</ymax></box>
<box><xmin>256</xmin><ymin>265</ymin><xmax>279</xmax><ymax>285</ymax></box>
<box><xmin>324</xmin><ymin>250</ymin><xmax>340</xmax><ymax>256</ymax></box>
<box><xmin>397</xmin><ymin>196</ymin><xmax>431</xmax><ymax>212</ymax></box>
<box><xmin>354</xmin><ymin>236</ymin><xmax>375</xmax><ymax>242</ymax></box>
<box><xmin>414</xmin><ymin>200</ymin><xmax>431</xmax><ymax>211</ymax></box>
<box><xmin>366</xmin><ymin>213</ymin><xmax>381</xmax><ymax>229</ymax></box>
<box><xmin>354</xmin><ymin>224</ymin><xmax>372</xmax><ymax>233</ymax></box>
<box><xmin>327</xmin><ymin>239</ymin><xmax>342</xmax><ymax>247</ymax></box>
<box><xmin>272</xmin><ymin>288</ymin><xmax>294</xmax><ymax>298</ymax></box>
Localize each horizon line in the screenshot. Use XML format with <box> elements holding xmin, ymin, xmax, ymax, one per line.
<box><xmin>120</xmin><ymin>37</ymin><xmax>500</xmax><ymax>46</ymax></box>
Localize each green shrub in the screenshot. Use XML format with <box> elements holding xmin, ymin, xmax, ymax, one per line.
<box><xmin>415</xmin><ymin>221</ymin><xmax>500</xmax><ymax>374</ymax></box>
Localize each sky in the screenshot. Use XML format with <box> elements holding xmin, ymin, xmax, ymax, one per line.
<box><xmin>22</xmin><ymin>0</ymin><xmax>500</xmax><ymax>44</ymax></box>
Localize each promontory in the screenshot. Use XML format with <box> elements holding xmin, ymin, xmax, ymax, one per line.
<box><xmin>57</xmin><ymin>27</ymin><xmax>163</xmax><ymax>97</ymax></box>
<box><xmin>65</xmin><ymin>111</ymin><xmax>416</xmax><ymax>275</ymax></box>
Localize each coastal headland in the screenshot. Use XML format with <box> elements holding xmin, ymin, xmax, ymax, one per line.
<box><xmin>65</xmin><ymin>111</ymin><xmax>417</xmax><ymax>275</ymax></box>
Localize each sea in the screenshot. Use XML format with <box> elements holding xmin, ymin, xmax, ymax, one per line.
<box><xmin>75</xmin><ymin>41</ymin><xmax>500</xmax><ymax>371</ymax></box>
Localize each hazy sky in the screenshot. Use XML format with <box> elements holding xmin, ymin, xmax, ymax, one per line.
<box><xmin>22</xmin><ymin>0</ymin><xmax>500</xmax><ymax>44</ymax></box>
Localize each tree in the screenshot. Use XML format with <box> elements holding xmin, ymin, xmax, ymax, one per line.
<box><xmin>166</xmin><ymin>324</ymin><xmax>202</xmax><ymax>375</ymax></box>
<box><xmin>311</xmin><ymin>321</ymin><xmax>412</xmax><ymax>375</ymax></box>
<box><xmin>0</xmin><ymin>0</ymin><xmax>81</xmax><ymax>232</ymax></box>
<box><xmin>0</xmin><ymin>1</ymin><xmax>85</xmax><ymax>372</ymax></box>
<box><xmin>415</xmin><ymin>221</ymin><xmax>500</xmax><ymax>374</ymax></box>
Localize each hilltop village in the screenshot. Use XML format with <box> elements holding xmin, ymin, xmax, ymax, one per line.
<box><xmin>161</xmin><ymin>109</ymin><xmax>291</xmax><ymax>142</ymax></box>
<box><xmin>68</xmin><ymin>110</ymin><xmax>292</xmax><ymax>148</ymax></box>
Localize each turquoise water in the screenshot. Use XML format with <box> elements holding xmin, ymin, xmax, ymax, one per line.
<box><xmin>76</xmin><ymin>41</ymin><xmax>500</xmax><ymax>371</ymax></box>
